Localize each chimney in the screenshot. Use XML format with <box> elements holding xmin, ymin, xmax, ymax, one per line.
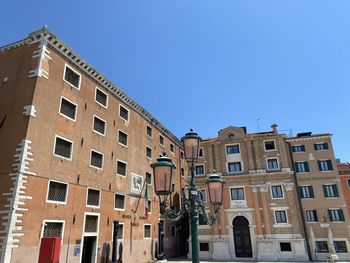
<box><xmin>271</xmin><ymin>123</ymin><xmax>278</xmax><ymax>134</ymax></box>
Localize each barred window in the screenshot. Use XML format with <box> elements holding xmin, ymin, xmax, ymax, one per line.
<box><xmin>119</xmin><ymin>105</ymin><xmax>129</xmax><ymax>121</ymax></box>
<box><xmin>113</xmin><ymin>223</ymin><xmax>124</xmax><ymax>240</ymax></box>
<box><xmin>114</xmin><ymin>194</ymin><xmax>125</xmax><ymax>210</ymax></box>
<box><xmin>93</xmin><ymin>116</ymin><xmax>106</xmax><ymax>135</ymax></box>
<box><xmin>64</xmin><ymin>66</ymin><xmax>80</xmax><ymax>89</ymax></box>
<box><xmin>117</xmin><ymin>161</ymin><xmax>127</xmax><ymax>176</ymax></box>
<box><xmin>87</xmin><ymin>189</ymin><xmax>100</xmax><ymax>207</ymax></box>
<box><xmin>118</xmin><ymin>131</ymin><xmax>128</xmax><ymax>146</ymax></box>
<box><xmin>54</xmin><ymin>136</ymin><xmax>73</xmax><ymax>159</ymax></box>
<box><xmin>59</xmin><ymin>97</ymin><xmax>76</xmax><ymax>120</ymax></box>
<box><xmin>84</xmin><ymin>215</ymin><xmax>98</xmax><ymax>233</ymax></box>
<box><xmin>90</xmin><ymin>150</ymin><xmax>103</xmax><ymax>169</ymax></box>
<box><xmin>95</xmin><ymin>88</ymin><xmax>108</xmax><ymax>107</ymax></box>
<box><xmin>42</xmin><ymin>222</ymin><xmax>64</xmax><ymax>238</ymax></box>
<box><xmin>47</xmin><ymin>181</ymin><xmax>68</xmax><ymax>203</ymax></box>
<box><xmin>144</xmin><ymin>224</ymin><xmax>151</xmax><ymax>239</ymax></box>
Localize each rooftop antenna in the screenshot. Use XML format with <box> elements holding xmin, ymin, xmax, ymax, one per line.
<box><xmin>256</xmin><ymin>117</ymin><xmax>261</xmax><ymax>132</ymax></box>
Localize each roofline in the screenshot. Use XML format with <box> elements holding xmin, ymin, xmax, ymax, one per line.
<box><xmin>286</xmin><ymin>133</ymin><xmax>332</xmax><ymax>141</ymax></box>
<box><xmin>1</xmin><ymin>27</ymin><xmax>182</xmax><ymax>147</ymax></box>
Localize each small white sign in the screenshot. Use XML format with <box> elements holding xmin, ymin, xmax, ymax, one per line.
<box><xmin>320</xmin><ymin>223</ymin><xmax>329</xmax><ymax>228</ymax></box>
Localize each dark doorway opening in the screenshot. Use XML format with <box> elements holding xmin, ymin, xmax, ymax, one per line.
<box><xmin>81</xmin><ymin>236</ymin><xmax>97</xmax><ymax>263</ymax></box>
<box><xmin>178</xmin><ymin>212</ymin><xmax>189</xmax><ymax>256</ymax></box>
<box><xmin>157</xmin><ymin>220</ymin><xmax>165</xmax><ymax>259</ymax></box>
<box><xmin>233</xmin><ymin>216</ymin><xmax>252</xmax><ymax>258</ymax></box>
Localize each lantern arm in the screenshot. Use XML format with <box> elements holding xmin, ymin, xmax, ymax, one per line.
<box><xmin>197</xmin><ymin>202</ymin><xmax>221</xmax><ymax>225</ymax></box>
<box><xmin>158</xmin><ymin>193</ymin><xmax>188</xmax><ymax>221</ymax></box>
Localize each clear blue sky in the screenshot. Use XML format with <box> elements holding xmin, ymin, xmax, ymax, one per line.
<box><xmin>1</xmin><ymin>1</ymin><xmax>349</xmax><ymax>161</ymax></box>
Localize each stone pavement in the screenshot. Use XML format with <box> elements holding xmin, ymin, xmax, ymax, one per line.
<box><xmin>154</xmin><ymin>259</ymin><xmax>340</xmax><ymax>263</ymax></box>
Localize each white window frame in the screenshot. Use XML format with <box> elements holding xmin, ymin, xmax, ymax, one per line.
<box><xmin>305</xmin><ymin>209</ymin><xmax>318</xmax><ymax>223</ymax></box>
<box><xmin>114</xmin><ymin>193</ymin><xmax>126</xmax><ymax>211</ymax></box>
<box><xmin>41</xmin><ymin>219</ymin><xmax>65</xmax><ymax>245</ymax></box>
<box><xmin>230</xmin><ymin>186</ymin><xmax>245</xmax><ymax>201</ymax></box>
<box><xmin>92</xmin><ymin>115</ymin><xmax>106</xmax><ymax>136</ymax></box>
<box><xmin>159</xmin><ymin>134</ymin><xmax>164</xmax><ymax>147</ymax></box>
<box><xmin>279</xmin><ymin>242</ymin><xmax>293</xmax><ymax>253</ymax></box>
<box><xmin>146</xmin><ymin>146</ymin><xmax>152</xmax><ymax>159</ymax></box>
<box><xmin>227</xmin><ymin>161</ymin><xmax>243</xmax><ymax>173</ymax></box>
<box><xmin>59</xmin><ymin>96</ymin><xmax>77</xmax><ymax>122</ymax></box>
<box><xmin>273</xmin><ymin>209</ymin><xmax>289</xmax><ymax>225</ymax></box>
<box><xmin>333</xmin><ymin>239</ymin><xmax>349</xmax><ymax>254</ymax></box>
<box><xmin>119</xmin><ymin>104</ymin><xmax>130</xmax><ymax>122</ymax></box>
<box><xmin>116</xmin><ymin>160</ymin><xmax>127</xmax><ymax>177</ymax></box>
<box><xmin>225</xmin><ymin>143</ymin><xmax>240</xmax><ymax>155</ymax></box>
<box><xmin>86</xmin><ymin>187</ymin><xmax>101</xmax><ymax>208</ymax></box>
<box><xmin>63</xmin><ymin>63</ymin><xmax>81</xmax><ymax>90</ymax></box>
<box><xmin>80</xmin><ymin>212</ymin><xmax>100</xmax><ymax>263</ymax></box>
<box><xmin>53</xmin><ymin>135</ymin><xmax>74</xmax><ymax>161</ymax></box>
<box><xmin>195</xmin><ymin>164</ymin><xmax>205</xmax><ymax>176</ymax></box>
<box><xmin>112</xmin><ymin>222</ymin><xmax>125</xmax><ymax>241</ymax></box>
<box><xmin>118</xmin><ymin>129</ymin><xmax>128</xmax><ymax>147</ymax></box>
<box><xmin>143</xmin><ymin>224</ymin><xmax>152</xmax><ymax>239</ymax></box>
<box><xmin>94</xmin><ymin>87</ymin><xmax>108</xmax><ymax>109</ymax></box>
<box><xmin>90</xmin><ymin>149</ymin><xmax>104</xmax><ymax>170</ymax></box>
<box><xmin>266</xmin><ymin>157</ymin><xmax>280</xmax><ymax>171</ymax></box>
<box><xmin>271</xmin><ymin>184</ymin><xmax>284</xmax><ymax>199</ymax></box>
<box><xmin>46</xmin><ymin>179</ymin><xmax>69</xmax><ymax>205</ymax></box>
<box><xmin>292</xmin><ymin>144</ymin><xmax>305</xmax><ymax>153</ymax></box>
<box><xmin>146</xmin><ymin>125</ymin><xmax>153</xmax><ymax>138</ymax></box>
<box><xmin>264</xmin><ymin>139</ymin><xmax>277</xmax><ymax>152</ymax></box>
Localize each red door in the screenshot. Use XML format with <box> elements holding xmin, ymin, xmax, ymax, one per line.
<box><xmin>38</xmin><ymin>237</ymin><xmax>61</xmax><ymax>263</ymax></box>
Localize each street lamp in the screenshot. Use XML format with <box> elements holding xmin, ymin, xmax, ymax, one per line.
<box><xmin>151</xmin><ymin>129</ymin><xmax>225</xmax><ymax>263</ymax></box>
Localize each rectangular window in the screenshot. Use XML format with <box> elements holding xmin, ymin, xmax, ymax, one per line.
<box><xmin>146</xmin><ymin>125</ymin><xmax>152</xmax><ymax>137</ymax></box>
<box><xmin>231</xmin><ymin>187</ymin><xmax>245</xmax><ymax>200</ymax></box>
<box><xmin>146</xmin><ymin>147</ymin><xmax>152</xmax><ymax>159</ymax></box>
<box><xmin>314</xmin><ymin>143</ymin><xmax>329</xmax><ymax>151</ymax></box>
<box><xmin>267</xmin><ymin>158</ymin><xmax>279</xmax><ymax>170</ymax></box>
<box><xmin>295</xmin><ymin>162</ymin><xmax>309</xmax><ymax>173</ymax></box>
<box><xmin>318</xmin><ymin>160</ymin><xmax>333</xmax><ymax>171</ymax></box>
<box><xmin>84</xmin><ymin>215</ymin><xmax>98</xmax><ymax>233</ymax></box>
<box><xmin>170</xmin><ymin>143</ymin><xmax>174</xmax><ymax>153</ymax></box>
<box><xmin>117</xmin><ymin>161</ymin><xmax>127</xmax><ymax>176</ymax></box>
<box><xmin>114</xmin><ymin>194</ymin><xmax>126</xmax><ymax>210</ymax></box>
<box><xmin>195</xmin><ymin>165</ymin><xmax>205</xmax><ymax>175</ymax></box>
<box><xmin>146</xmin><ymin>172</ymin><xmax>152</xmax><ymax>185</ymax></box>
<box><xmin>144</xmin><ymin>224</ymin><xmax>151</xmax><ymax>239</ymax></box>
<box><xmin>113</xmin><ymin>222</ymin><xmax>124</xmax><ymax>240</ymax></box>
<box><xmin>47</xmin><ymin>181</ymin><xmax>68</xmax><ymax>204</ymax></box>
<box><xmin>348</xmin><ymin>179</ymin><xmax>350</xmax><ymax>188</ymax></box>
<box><xmin>59</xmin><ymin>97</ymin><xmax>77</xmax><ymax>120</ymax></box>
<box><xmin>118</xmin><ymin>130</ymin><xmax>128</xmax><ymax>146</ymax></box>
<box><xmin>147</xmin><ymin>200</ymin><xmax>152</xmax><ymax>213</ymax></box>
<box><xmin>334</xmin><ymin>241</ymin><xmax>348</xmax><ymax>253</ymax></box>
<box><xmin>226</xmin><ymin>145</ymin><xmax>240</xmax><ymax>154</ymax></box>
<box><xmin>228</xmin><ymin>162</ymin><xmax>242</xmax><ymax>173</ymax></box>
<box><xmin>200</xmin><ymin>190</ymin><xmax>207</xmax><ymax>203</ymax></box>
<box><xmin>280</xmin><ymin>242</ymin><xmax>292</xmax><ymax>252</ymax></box>
<box><xmin>119</xmin><ymin>105</ymin><xmax>129</xmax><ymax>121</ymax></box>
<box><xmin>159</xmin><ymin>135</ymin><xmax>164</xmax><ymax>146</ymax></box>
<box><xmin>328</xmin><ymin>209</ymin><xmax>345</xmax><ymax>222</ymax></box>
<box><xmin>93</xmin><ymin>116</ymin><xmax>106</xmax><ymax>135</ymax></box>
<box><xmin>199</xmin><ymin>147</ymin><xmax>204</xmax><ymax>158</ymax></box>
<box><xmin>264</xmin><ymin>140</ymin><xmax>276</xmax><ymax>151</ymax></box>
<box><xmin>64</xmin><ymin>65</ymin><xmax>80</xmax><ymax>89</ymax></box>
<box><xmin>299</xmin><ymin>186</ymin><xmax>314</xmax><ymax>199</ymax></box>
<box><xmin>306</xmin><ymin>210</ymin><xmax>318</xmax><ymax>222</ymax></box>
<box><xmin>199</xmin><ymin>242</ymin><xmax>209</xmax><ymax>252</ymax></box>
<box><xmin>86</xmin><ymin>188</ymin><xmax>100</xmax><ymax>207</ymax></box>
<box><xmin>292</xmin><ymin>145</ymin><xmax>305</xmax><ymax>152</ymax></box>
<box><xmin>316</xmin><ymin>241</ymin><xmax>329</xmax><ymax>253</ymax></box>
<box><xmin>323</xmin><ymin>184</ymin><xmax>339</xmax><ymax>198</ymax></box>
<box><xmin>54</xmin><ymin>136</ymin><xmax>73</xmax><ymax>160</ymax></box>
<box><xmin>275</xmin><ymin>210</ymin><xmax>287</xmax><ymax>224</ymax></box>
<box><xmin>180</xmin><ymin>151</ymin><xmax>184</xmax><ymax>160</ymax></box>
<box><xmin>181</xmin><ymin>168</ymin><xmax>184</xmax><ymax>176</ymax></box>
<box><xmin>90</xmin><ymin>150</ymin><xmax>103</xmax><ymax>169</ymax></box>
<box><xmin>42</xmin><ymin>221</ymin><xmax>64</xmax><ymax>238</ymax></box>
<box><xmin>95</xmin><ymin>88</ymin><xmax>108</xmax><ymax>108</ymax></box>
<box><xmin>271</xmin><ymin>185</ymin><xmax>283</xmax><ymax>199</ymax></box>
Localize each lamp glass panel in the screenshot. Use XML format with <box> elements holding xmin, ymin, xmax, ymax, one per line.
<box><xmin>184</xmin><ymin>137</ymin><xmax>200</xmax><ymax>160</ymax></box>
<box><xmin>208</xmin><ymin>182</ymin><xmax>223</xmax><ymax>205</ymax></box>
<box><xmin>154</xmin><ymin>165</ymin><xmax>173</xmax><ymax>194</ymax></box>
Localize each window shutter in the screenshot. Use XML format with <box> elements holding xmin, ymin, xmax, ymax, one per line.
<box><xmin>314</xmin><ymin>144</ymin><xmax>318</xmax><ymax>150</ymax></box>
<box><xmin>295</xmin><ymin>163</ymin><xmax>299</xmax><ymax>173</ymax></box>
<box><xmin>305</xmin><ymin>162</ymin><xmax>310</xmax><ymax>172</ymax></box>
<box><xmin>309</xmin><ymin>186</ymin><xmax>314</xmax><ymax>198</ymax></box>
<box><xmin>333</xmin><ymin>184</ymin><xmax>339</xmax><ymax>197</ymax></box>
<box><xmin>324</xmin><ymin>143</ymin><xmax>329</xmax><ymax>149</ymax></box>
<box><xmin>328</xmin><ymin>210</ymin><xmax>333</xmax><ymax>221</ymax></box>
<box><xmin>298</xmin><ymin>187</ymin><xmax>303</xmax><ymax>198</ymax></box>
<box><xmin>292</xmin><ymin>146</ymin><xmax>296</xmax><ymax>152</ymax></box>
<box><xmin>327</xmin><ymin>160</ymin><xmax>333</xmax><ymax>170</ymax></box>
<box><xmin>314</xmin><ymin>211</ymin><xmax>318</xmax><ymax>222</ymax></box>
<box><xmin>323</xmin><ymin>185</ymin><xmax>328</xmax><ymax>197</ymax></box>
<box><xmin>318</xmin><ymin>161</ymin><xmax>322</xmax><ymax>171</ymax></box>
<box><xmin>301</xmin><ymin>145</ymin><xmax>305</xmax><ymax>151</ymax></box>
<box><xmin>339</xmin><ymin>209</ymin><xmax>345</xmax><ymax>221</ymax></box>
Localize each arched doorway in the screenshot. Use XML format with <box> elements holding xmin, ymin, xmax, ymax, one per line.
<box><xmin>233</xmin><ymin>216</ymin><xmax>252</xmax><ymax>258</ymax></box>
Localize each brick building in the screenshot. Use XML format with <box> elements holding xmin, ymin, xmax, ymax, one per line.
<box><xmin>338</xmin><ymin>162</ymin><xmax>350</xmax><ymax>218</ymax></box>
<box><xmin>0</xmin><ymin>28</ymin><xmax>187</xmax><ymax>263</ymax></box>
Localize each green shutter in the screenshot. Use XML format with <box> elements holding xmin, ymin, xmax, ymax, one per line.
<box><xmin>339</xmin><ymin>209</ymin><xmax>345</xmax><ymax>221</ymax></box>
<box><xmin>328</xmin><ymin>210</ymin><xmax>333</xmax><ymax>221</ymax></box>
<box><xmin>309</xmin><ymin>186</ymin><xmax>314</xmax><ymax>198</ymax></box>
<box><xmin>292</xmin><ymin>146</ymin><xmax>296</xmax><ymax>152</ymax></box>
<box><xmin>333</xmin><ymin>184</ymin><xmax>339</xmax><ymax>197</ymax></box>
<box><xmin>323</xmin><ymin>185</ymin><xmax>328</xmax><ymax>197</ymax></box>
<box><xmin>301</xmin><ymin>145</ymin><xmax>305</xmax><ymax>151</ymax></box>
<box><xmin>298</xmin><ymin>187</ymin><xmax>304</xmax><ymax>198</ymax></box>
<box><xmin>295</xmin><ymin>163</ymin><xmax>299</xmax><ymax>173</ymax></box>
<box><xmin>324</xmin><ymin>142</ymin><xmax>329</xmax><ymax>149</ymax></box>
<box><xmin>318</xmin><ymin>161</ymin><xmax>322</xmax><ymax>171</ymax></box>
<box><xmin>314</xmin><ymin>144</ymin><xmax>318</xmax><ymax>150</ymax></box>
<box><xmin>305</xmin><ymin>162</ymin><xmax>310</xmax><ymax>172</ymax></box>
<box><xmin>327</xmin><ymin>160</ymin><xmax>333</xmax><ymax>170</ymax></box>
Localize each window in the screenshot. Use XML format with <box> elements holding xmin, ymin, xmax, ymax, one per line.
<box><xmin>180</xmin><ymin>151</ymin><xmax>184</xmax><ymax>160</ymax></box>
<box><xmin>114</xmin><ymin>194</ymin><xmax>125</xmax><ymax>210</ymax></box>
<box><xmin>275</xmin><ymin>210</ymin><xmax>287</xmax><ymax>224</ymax></box>
<box><xmin>199</xmin><ymin>147</ymin><xmax>204</xmax><ymax>158</ymax></box>
<box><xmin>159</xmin><ymin>135</ymin><xmax>164</xmax><ymax>146</ymax></box>
<box><xmin>228</xmin><ymin>162</ymin><xmax>242</xmax><ymax>173</ymax></box>
<box><xmin>271</xmin><ymin>185</ymin><xmax>283</xmax><ymax>199</ymax></box>
<box><xmin>231</xmin><ymin>187</ymin><xmax>245</xmax><ymax>200</ymax></box>
<box><xmin>170</xmin><ymin>143</ymin><xmax>174</xmax><ymax>154</ymax></box>
<box><xmin>47</xmin><ymin>181</ymin><xmax>68</xmax><ymax>204</ymax></box>
<box><xmin>95</xmin><ymin>88</ymin><xmax>108</xmax><ymax>108</ymax></box>
<box><xmin>145</xmin><ymin>172</ymin><xmax>152</xmax><ymax>185</ymax></box>
<box><xmin>318</xmin><ymin>160</ymin><xmax>333</xmax><ymax>171</ymax></box>
<box><xmin>200</xmin><ymin>190</ymin><xmax>207</xmax><ymax>203</ymax></box>
<box><xmin>42</xmin><ymin>221</ymin><xmax>64</xmax><ymax>238</ymax></box>
<box><xmin>64</xmin><ymin>65</ymin><xmax>80</xmax><ymax>89</ymax></box>
<box><xmin>328</xmin><ymin>209</ymin><xmax>345</xmax><ymax>222</ymax></box>
<box><xmin>117</xmin><ymin>161</ymin><xmax>127</xmax><ymax>176</ymax></box>
<box><xmin>180</xmin><ymin>168</ymin><xmax>184</xmax><ymax>176</ymax></box>
<box><xmin>113</xmin><ymin>222</ymin><xmax>124</xmax><ymax>240</ymax></box>
<box><xmin>316</xmin><ymin>241</ymin><xmax>329</xmax><ymax>253</ymax></box>
<box><xmin>59</xmin><ymin>97</ymin><xmax>77</xmax><ymax>120</ymax></box>
<box><xmin>119</xmin><ymin>105</ymin><xmax>129</xmax><ymax>121</ymax></box>
<box><xmin>264</xmin><ymin>140</ymin><xmax>276</xmax><ymax>151</ymax></box>
<box><xmin>306</xmin><ymin>210</ymin><xmax>318</xmax><ymax>222</ymax></box>
<box><xmin>118</xmin><ymin>130</ymin><xmax>128</xmax><ymax>146</ymax></box>
<box><xmin>295</xmin><ymin>162</ymin><xmax>309</xmax><ymax>173</ymax></box>
<box><xmin>280</xmin><ymin>242</ymin><xmax>292</xmax><ymax>252</ymax></box>
<box><xmin>292</xmin><ymin>145</ymin><xmax>305</xmax><ymax>152</ymax></box>
<box><xmin>147</xmin><ymin>200</ymin><xmax>152</xmax><ymax>213</ymax></box>
<box><xmin>226</xmin><ymin>145</ymin><xmax>240</xmax><ymax>155</ymax></box>
<box><xmin>199</xmin><ymin>242</ymin><xmax>209</xmax><ymax>252</ymax></box>
<box><xmin>146</xmin><ymin>147</ymin><xmax>152</xmax><ymax>159</ymax></box>
<box><xmin>334</xmin><ymin>241</ymin><xmax>348</xmax><ymax>253</ymax></box>
<box><xmin>146</xmin><ymin>125</ymin><xmax>152</xmax><ymax>137</ymax></box>
<box><xmin>54</xmin><ymin>136</ymin><xmax>73</xmax><ymax>160</ymax></box>
<box><xmin>90</xmin><ymin>150</ymin><xmax>103</xmax><ymax>169</ymax></box>
<box><xmin>86</xmin><ymin>188</ymin><xmax>100</xmax><ymax>207</ymax></box>
<box><xmin>323</xmin><ymin>184</ymin><xmax>339</xmax><ymax>198</ymax></box>
<box><xmin>195</xmin><ymin>165</ymin><xmax>205</xmax><ymax>175</ymax></box>
<box><xmin>314</xmin><ymin>143</ymin><xmax>328</xmax><ymax>151</ymax></box>
<box><xmin>84</xmin><ymin>215</ymin><xmax>98</xmax><ymax>233</ymax></box>
<box><xmin>299</xmin><ymin>186</ymin><xmax>314</xmax><ymax>199</ymax></box>
<box><xmin>348</xmin><ymin>179</ymin><xmax>350</xmax><ymax>188</ymax></box>
<box><xmin>144</xmin><ymin>224</ymin><xmax>151</xmax><ymax>239</ymax></box>
<box><xmin>267</xmin><ymin>158</ymin><xmax>279</xmax><ymax>170</ymax></box>
<box><xmin>93</xmin><ymin>116</ymin><xmax>106</xmax><ymax>135</ymax></box>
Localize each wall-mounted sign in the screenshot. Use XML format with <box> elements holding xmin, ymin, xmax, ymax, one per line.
<box><xmin>74</xmin><ymin>246</ymin><xmax>80</xmax><ymax>256</ymax></box>
<box><xmin>130</xmin><ymin>173</ymin><xmax>143</xmax><ymax>196</ymax></box>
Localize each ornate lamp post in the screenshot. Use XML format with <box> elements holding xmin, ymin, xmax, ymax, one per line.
<box><xmin>151</xmin><ymin>129</ymin><xmax>225</xmax><ymax>263</ymax></box>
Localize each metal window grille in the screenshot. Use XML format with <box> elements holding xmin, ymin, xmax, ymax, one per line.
<box><xmin>144</xmin><ymin>225</ymin><xmax>151</xmax><ymax>238</ymax></box>
<box><xmin>146</xmin><ymin>147</ymin><xmax>152</xmax><ymax>158</ymax></box>
<box><xmin>115</xmin><ymin>194</ymin><xmax>125</xmax><ymax>209</ymax></box>
<box><xmin>87</xmin><ymin>189</ymin><xmax>100</xmax><ymax>207</ymax></box>
<box><xmin>54</xmin><ymin>137</ymin><xmax>72</xmax><ymax>159</ymax></box>
<box><xmin>117</xmin><ymin>161</ymin><xmax>126</xmax><ymax>176</ymax></box>
<box><xmin>93</xmin><ymin>117</ymin><xmax>105</xmax><ymax>135</ymax></box>
<box><xmin>91</xmin><ymin>151</ymin><xmax>103</xmax><ymax>168</ymax></box>
<box><xmin>60</xmin><ymin>98</ymin><xmax>76</xmax><ymax>120</ymax></box>
<box><xmin>95</xmin><ymin>89</ymin><xmax>107</xmax><ymax>106</ymax></box>
<box><xmin>118</xmin><ymin>131</ymin><xmax>128</xmax><ymax>146</ymax></box>
<box><xmin>119</xmin><ymin>106</ymin><xmax>129</xmax><ymax>121</ymax></box>
<box><xmin>116</xmin><ymin>224</ymin><xmax>124</xmax><ymax>240</ymax></box>
<box><xmin>64</xmin><ymin>67</ymin><xmax>80</xmax><ymax>88</ymax></box>
<box><xmin>48</xmin><ymin>181</ymin><xmax>67</xmax><ymax>202</ymax></box>
<box><xmin>84</xmin><ymin>215</ymin><xmax>98</xmax><ymax>233</ymax></box>
<box><xmin>43</xmin><ymin>222</ymin><xmax>63</xmax><ymax>238</ymax></box>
